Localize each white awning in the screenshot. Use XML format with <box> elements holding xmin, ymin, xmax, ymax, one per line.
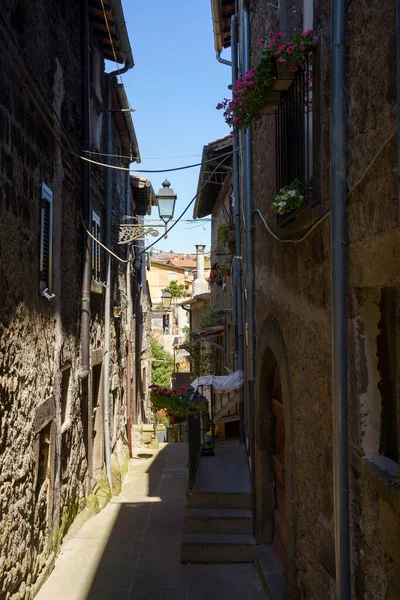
<box><xmin>190</xmin><ymin>370</ymin><xmax>243</xmax><ymax>392</ymax></box>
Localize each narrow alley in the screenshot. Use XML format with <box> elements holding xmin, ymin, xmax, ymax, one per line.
<box><xmin>35</xmin><ymin>443</ymin><xmax>265</xmax><ymax>600</ymax></box>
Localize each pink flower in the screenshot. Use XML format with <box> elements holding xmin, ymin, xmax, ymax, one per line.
<box><xmin>302</xmin><ymin>29</ymin><xmax>312</xmax><ymax>36</ymax></box>
<box><xmin>216</xmin><ymin>103</ymin><xmax>223</xmax><ymax>110</ymax></box>
<box><xmin>278</xmin><ymin>57</ymin><xmax>287</xmax><ymax>63</ymax></box>
<box><xmin>299</xmin><ymin>44</ymin><xmax>305</xmax><ymax>51</ymax></box>
<box><xmin>256</xmin><ymin>38</ymin><xmax>265</xmax><ymax>46</ymax></box>
<box><xmin>290</xmin><ymin>65</ymin><xmax>299</xmax><ymax>72</ymax></box>
<box><xmin>227</xmin><ymin>84</ymin><xmax>233</xmax><ymax>90</ymax></box>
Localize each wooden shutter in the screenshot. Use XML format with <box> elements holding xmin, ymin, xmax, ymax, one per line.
<box><xmin>40</xmin><ymin>183</ymin><xmax>53</xmax><ymax>293</ymax></box>
<box><xmin>91</xmin><ymin>210</ymin><xmax>101</xmax><ymax>282</ymax></box>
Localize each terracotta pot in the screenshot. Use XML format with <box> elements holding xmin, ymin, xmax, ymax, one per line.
<box><xmin>223</xmin><ymin>269</ymin><xmax>231</xmax><ymax>277</ymax></box>
<box><xmin>169</xmin><ymin>414</ymin><xmax>184</xmax><ymax>425</ymax></box>
<box><xmin>273</xmin><ymin>62</ymin><xmax>296</xmax><ymax>91</ymax></box>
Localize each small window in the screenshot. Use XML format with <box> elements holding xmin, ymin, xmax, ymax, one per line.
<box><xmin>275</xmin><ymin>56</ymin><xmax>313</xmax><ymax>223</ymax></box>
<box><xmin>91</xmin><ymin>210</ymin><xmax>101</xmax><ymax>283</ymax></box>
<box><xmin>168</xmin><ymin>272</ymin><xmax>176</xmax><ymax>281</ymax></box>
<box><xmin>39</xmin><ymin>183</ymin><xmax>53</xmax><ymax>293</ymax></box>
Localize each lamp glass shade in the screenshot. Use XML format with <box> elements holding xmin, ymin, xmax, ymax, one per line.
<box><xmin>158</xmin><ymin>197</ymin><xmax>176</xmax><ymax>224</ymax></box>
<box><xmin>161</xmin><ymin>291</ymin><xmax>172</xmax><ymax>310</ymax></box>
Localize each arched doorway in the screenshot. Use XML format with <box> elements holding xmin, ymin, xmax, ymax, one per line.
<box><xmin>254</xmin><ymin>315</ymin><xmax>296</xmax><ymax>584</ymax></box>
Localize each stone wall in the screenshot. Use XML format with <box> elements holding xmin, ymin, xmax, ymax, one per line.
<box><xmin>245</xmin><ymin>0</ymin><xmax>400</xmax><ymax>597</ymax></box>
<box><xmin>0</xmin><ymin>3</ymin><xmax>133</xmax><ymax>597</ymax></box>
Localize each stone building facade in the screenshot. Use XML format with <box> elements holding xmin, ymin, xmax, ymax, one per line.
<box><xmin>0</xmin><ymin>1</ymin><xmax>151</xmax><ymax>597</ymax></box>
<box><xmin>208</xmin><ymin>0</ymin><xmax>400</xmax><ymax>598</ymax></box>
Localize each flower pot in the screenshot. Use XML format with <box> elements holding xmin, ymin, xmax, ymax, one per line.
<box><xmin>223</xmin><ymin>269</ymin><xmax>231</xmax><ymax>277</ymax></box>
<box><xmin>273</xmin><ymin>62</ymin><xmax>296</xmax><ymax>91</ymax></box>
<box><xmin>218</xmin><ymin>229</ymin><xmax>228</xmax><ymax>242</ymax></box>
<box><xmin>169</xmin><ymin>414</ymin><xmax>184</xmax><ymax>425</ymax></box>
<box><xmin>262</xmin><ymin>91</ymin><xmax>281</xmax><ymax>115</ymax></box>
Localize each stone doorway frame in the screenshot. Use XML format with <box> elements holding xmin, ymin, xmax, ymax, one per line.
<box><xmin>255</xmin><ymin>315</ymin><xmax>298</xmax><ymax>596</ymax></box>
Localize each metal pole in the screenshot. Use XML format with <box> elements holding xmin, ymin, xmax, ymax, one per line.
<box><xmin>242</xmin><ymin>0</ymin><xmax>256</xmax><ymax>495</ymax></box>
<box><xmin>330</xmin><ymin>0</ymin><xmax>351</xmax><ymax>595</ymax></box>
<box><xmin>231</xmin><ymin>14</ymin><xmax>245</xmax><ymax>446</ymax></box>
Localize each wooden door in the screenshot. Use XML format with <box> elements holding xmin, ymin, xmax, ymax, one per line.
<box><xmin>272</xmin><ymin>396</ymin><xmax>286</xmax><ymax>568</ymax></box>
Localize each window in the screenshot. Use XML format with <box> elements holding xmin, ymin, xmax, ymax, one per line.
<box><xmin>168</xmin><ymin>271</ymin><xmax>176</xmax><ymax>281</ymax></box>
<box><xmin>275</xmin><ymin>56</ymin><xmax>313</xmax><ymax>223</ymax></box>
<box><xmin>91</xmin><ymin>210</ymin><xmax>101</xmax><ymax>283</ymax></box>
<box><xmin>39</xmin><ymin>182</ymin><xmax>53</xmax><ymax>293</ymax></box>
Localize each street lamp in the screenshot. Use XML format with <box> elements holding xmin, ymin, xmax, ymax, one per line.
<box><xmin>156</xmin><ymin>180</ymin><xmax>177</xmax><ymax>237</ymax></box>
<box><xmin>161</xmin><ymin>290</ymin><xmax>172</xmax><ymax>310</ymax></box>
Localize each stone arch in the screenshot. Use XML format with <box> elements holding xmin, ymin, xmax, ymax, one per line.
<box><xmin>254</xmin><ymin>315</ymin><xmax>297</xmax><ymax>590</ymax></box>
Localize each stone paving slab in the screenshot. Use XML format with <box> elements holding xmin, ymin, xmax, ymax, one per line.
<box><xmin>36</xmin><ymin>443</ymin><xmax>265</xmax><ymax>600</ymax></box>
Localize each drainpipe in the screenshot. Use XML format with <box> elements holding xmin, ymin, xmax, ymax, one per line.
<box><xmin>216</xmin><ymin>50</ymin><xmax>232</xmax><ymax>66</ymax></box>
<box><xmin>78</xmin><ymin>0</ymin><xmax>91</xmax><ymax>380</ymax></box>
<box><xmin>242</xmin><ymin>0</ymin><xmax>257</xmax><ymax>512</ymax></box>
<box><xmin>231</xmin><ymin>14</ymin><xmax>245</xmax><ymax>446</ymax></box>
<box><xmin>330</xmin><ymin>0</ymin><xmax>351</xmax><ymax>596</ymax></box>
<box><xmin>104</xmin><ymin>21</ymin><xmax>134</xmax><ymax>489</ymax></box>
<box><xmin>103</xmin><ymin>67</ymin><xmax>131</xmax><ymax>492</ymax></box>
<box><xmin>126</xmin><ymin>171</ymin><xmax>133</xmax><ymax>457</ymax></box>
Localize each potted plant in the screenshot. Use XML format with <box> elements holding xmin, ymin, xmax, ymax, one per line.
<box><xmin>148</xmin><ymin>385</ymin><xmax>209</xmax><ymax>422</ymax></box>
<box><xmin>217</xmin><ymin>29</ymin><xmax>317</xmax><ymax>129</ymax></box>
<box><xmin>218</xmin><ymin>221</ymin><xmax>230</xmax><ymax>242</ymax></box>
<box><xmin>272</xmin><ymin>178</ymin><xmax>305</xmax><ymax>215</ymax></box>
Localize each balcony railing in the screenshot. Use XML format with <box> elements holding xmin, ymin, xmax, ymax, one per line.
<box><xmin>275</xmin><ymin>57</ymin><xmax>313</xmax><ymax>224</ymax></box>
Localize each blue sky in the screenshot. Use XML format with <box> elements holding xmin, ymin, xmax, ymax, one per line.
<box><xmin>120</xmin><ymin>0</ymin><xmax>231</xmax><ymax>253</ymax></box>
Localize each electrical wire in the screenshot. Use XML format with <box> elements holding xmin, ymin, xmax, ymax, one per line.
<box><xmin>83</xmin><ymin>150</ymin><xmax>203</xmax><ymax>160</ymax></box>
<box><xmin>79</xmin><ymin>154</ymin><xmax>232</xmax><ymax>264</ymax></box>
<box><xmin>79</xmin><ymin>149</ymin><xmax>238</xmax><ymax>173</ymax></box>
<box><xmin>135</xmin><ymin>154</ymin><xmax>233</xmax><ymax>260</ymax></box>
<box><xmin>254</xmin><ymin>208</ymin><xmax>331</xmax><ymax>243</ymax></box>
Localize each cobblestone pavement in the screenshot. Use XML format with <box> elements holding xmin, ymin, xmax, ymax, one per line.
<box><xmin>36</xmin><ymin>443</ymin><xmax>265</xmax><ymax>600</ymax></box>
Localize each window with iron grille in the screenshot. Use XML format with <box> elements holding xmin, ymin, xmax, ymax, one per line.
<box><xmin>91</xmin><ymin>210</ymin><xmax>101</xmax><ymax>283</ymax></box>
<box><xmin>39</xmin><ymin>182</ymin><xmax>53</xmax><ymax>293</ymax></box>
<box><xmin>275</xmin><ymin>57</ymin><xmax>313</xmax><ymax>223</ymax></box>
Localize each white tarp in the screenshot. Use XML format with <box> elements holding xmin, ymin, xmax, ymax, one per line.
<box><xmin>190</xmin><ymin>370</ymin><xmax>244</xmax><ymax>392</ymax></box>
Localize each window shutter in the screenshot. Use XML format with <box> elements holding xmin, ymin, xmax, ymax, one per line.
<box><xmin>91</xmin><ymin>210</ymin><xmax>101</xmax><ymax>282</ymax></box>
<box><xmin>40</xmin><ymin>183</ymin><xmax>53</xmax><ymax>293</ymax></box>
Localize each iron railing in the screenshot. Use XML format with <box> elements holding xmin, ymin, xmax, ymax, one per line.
<box><xmin>188</xmin><ymin>414</ymin><xmax>201</xmax><ymax>489</ymax></box>
<box><xmin>275</xmin><ymin>57</ymin><xmax>313</xmax><ymax>223</ymax></box>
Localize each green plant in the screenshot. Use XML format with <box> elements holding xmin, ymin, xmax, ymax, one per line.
<box><xmin>149</xmin><ymin>385</ymin><xmax>209</xmax><ymax>418</ymax></box>
<box><xmin>272</xmin><ymin>178</ymin><xmax>305</xmax><ymax>214</ymax></box>
<box><xmin>151</xmin><ymin>338</ymin><xmax>174</xmax><ymax>388</ymax></box>
<box><xmin>200</xmin><ymin>305</ymin><xmax>220</xmax><ymax>330</ymax></box>
<box><xmin>167</xmin><ymin>280</ymin><xmax>189</xmax><ymax>299</ymax></box>
<box><xmin>181</xmin><ymin>325</ymin><xmax>190</xmax><ymax>342</ymax></box>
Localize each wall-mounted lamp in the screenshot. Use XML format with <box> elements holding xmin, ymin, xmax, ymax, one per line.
<box><xmin>161</xmin><ymin>290</ymin><xmax>172</xmax><ymax>310</ymax></box>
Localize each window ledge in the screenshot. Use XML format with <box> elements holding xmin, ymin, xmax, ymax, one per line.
<box><xmin>350</xmin><ymin>452</ymin><xmax>399</xmax><ymax>506</ymax></box>
<box><xmin>277</xmin><ymin>203</ymin><xmax>326</xmax><ymax>238</ymax></box>
<box><xmin>91</xmin><ymin>281</ymin><xmax>104</xmax><ymax>295</ymax></box>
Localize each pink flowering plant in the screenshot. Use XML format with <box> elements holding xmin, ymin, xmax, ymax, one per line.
<box><xmin>149</xmin><ymin>384</ymin><xmax>209</xmax><ymax>418</ymax></box>
<box><xmin>217</xmin><ymin>30</ymin><xmax>316</xmax><ymax>131</ymax></box>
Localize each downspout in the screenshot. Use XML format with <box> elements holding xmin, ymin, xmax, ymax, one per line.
<box><xmin>242</xmin><ymin>0</ymin><xmax>257</xmax><ymax>510</ymax></box>
<box><xmin>126</xmin><ymin>171</ymin><xmax>133</xmax><ymax>457</ymax></box>
<box><xmin>78</xmin><ymin>0</ymin><xmax>91</xmax><ymax>380</ymax></box>
<box><xmin>104</xmin><ymin>56</ymin><xmax>134</xmax><ymax>492</ymax></box>
<box><xmin>330</xmin><ymin>0</ymin><xmax>351</xmax><ymax>596</ymax></box>
<box><xmin>231</xmin><ymin>14</ymin><xmax>246</xmax><ymax>446</ymax></box>
<box><xmin>216</xmin><ymin>50</ymin><xmax>232</xmax><ymax>66</ymax></box>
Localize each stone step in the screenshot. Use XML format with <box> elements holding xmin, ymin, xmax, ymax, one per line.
<box><xmin>184</xmin><ymin>491</ymin><xmax>252</xmax><ymax>510</ymax></box>
<box><xmin>181</xmin><ymin>533</ymin><xmax>256</xmax><ymax>564</ymax></box>
<box><xmin>183</xmin><ymin>508</ymin><xmax>253</xmax><ymax>534</ymax></box>
<box><xmin>253</xmin><ymin>545</ymin><xmax>286</xmax><ymax>600</ymax></box>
